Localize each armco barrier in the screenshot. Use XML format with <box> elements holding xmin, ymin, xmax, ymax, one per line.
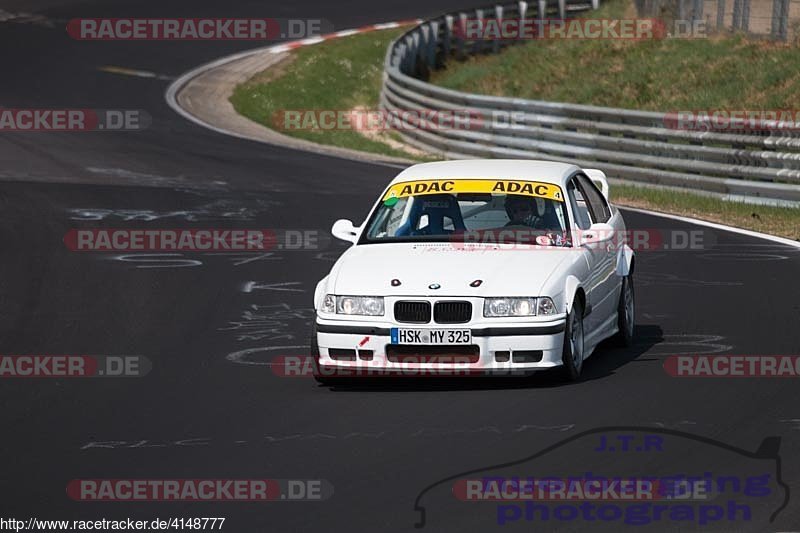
<box><xmin>379</xmin><ymin>1</ymin><xmax>800</xmax><ymax>204</ymax></box>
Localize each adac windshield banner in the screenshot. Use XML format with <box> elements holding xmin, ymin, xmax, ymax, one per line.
<box><xmin>382</xmin><ymin>179</ymin><xmax>565</xmax><ymax>203</ymax></box>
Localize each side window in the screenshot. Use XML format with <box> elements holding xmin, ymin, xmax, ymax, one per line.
<box><xmin>575</xmin><ymin>175</ymin><xmax>611</xmax><ymax>223</ymax></box>
<box><xmin>567</xmin><ymin>179</ymin><xmax>592</xmax><ymax>230</ymax></box>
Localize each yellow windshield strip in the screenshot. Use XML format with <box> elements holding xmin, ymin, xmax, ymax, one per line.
<box><xmin>382</xmin><ymin>179</ymin><xmax>564</xmax><ymax>202</ymax></box>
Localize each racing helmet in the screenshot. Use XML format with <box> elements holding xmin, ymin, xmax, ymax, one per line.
<box><xmin>504</xmin><ymin>195</ymin><xmax>537</xmax><ymax>222</ymax></box>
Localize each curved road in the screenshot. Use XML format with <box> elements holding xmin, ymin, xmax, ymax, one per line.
<box><xmin>1</xmin><ymin>1</ymin><xmax>799</xmax><ymax>531</ymax></box>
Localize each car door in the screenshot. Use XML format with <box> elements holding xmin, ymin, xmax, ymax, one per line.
<box><xmin>566</xmin><ymin>177</ymin><xmax>603</xmax><ymax>335</ymax></box>
<box><xmin>573</xmin><ymin>174</ymin><xmax>618</xmax><ymax>336</ymax></box>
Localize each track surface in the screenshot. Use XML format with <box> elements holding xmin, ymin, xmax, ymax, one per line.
<box><xmin>1</xmin><ymin>1</ymin><xmax>799</xmax><ymax>531</ymax></box>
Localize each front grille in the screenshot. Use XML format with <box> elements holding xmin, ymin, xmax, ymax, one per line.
<box><xmin>394</xmin><ymin>301</ymin><xmax>431</xmax><ymax>323</ymax></box>
<box><xmin>386</xmin><ymin>344</ymin><xmax>480</xmax><ymax>364</ymax></box>
<box><xmin>434</xmin><ymin>301</ymin><xmax>472</xmax><ymax>323</ymax></box>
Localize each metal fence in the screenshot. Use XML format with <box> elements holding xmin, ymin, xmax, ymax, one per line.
<box><xmin>380</xmin><ymin>0</ymin><xmax>800</xmax><ymax>204</ymax></box>
<box><xmin>636</xmin><ymin>0</ymin><xmax>797</xmax><ymax>41</ymax></box>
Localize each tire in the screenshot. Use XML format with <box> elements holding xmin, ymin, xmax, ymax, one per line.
<box><xmin>614</xmin><ymin>275</ymin><xmax>635</xmax><ymax>347</ymax></box>
<box><xmin>560</xmin><ymin>299</ymin><xmax>585</xmax><ymax>381</ymax></box>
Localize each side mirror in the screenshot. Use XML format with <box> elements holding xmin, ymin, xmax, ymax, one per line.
<box><xmin>580</xmin><ymin>222</ymin><xmax>614</xmax><ymax>246</ymax></box>
<box><xmin>331</xmin><ymin>219</ymin><xmax>359</xmax><ymax>244</ymax></box>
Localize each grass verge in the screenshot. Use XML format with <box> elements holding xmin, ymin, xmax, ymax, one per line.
<box><xmin>230</xmin><ymin>27</ymin><xmax>425</xmax><ymax>160</ymax></box>
<box><xmin>614</xmin><ymin>185</ymin><xmax>800</xmax><ymax>241</ymax></box>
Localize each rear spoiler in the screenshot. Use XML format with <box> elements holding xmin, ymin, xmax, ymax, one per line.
<box><xmin>584</xmin><ymin>169</ymin><xmax>610</xmax><ymax>201</ymax></box>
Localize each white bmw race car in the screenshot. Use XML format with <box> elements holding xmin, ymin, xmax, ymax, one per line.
<box><xmin>312</xmin><ymin>160</ymin><xmax>635</xmax><ymax>382</ymax></box>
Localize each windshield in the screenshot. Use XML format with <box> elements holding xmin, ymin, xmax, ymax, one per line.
<box><xmin>362</xmin><ymin>179</ymin><xmax>570</xmax><ymax>245</ymax></box>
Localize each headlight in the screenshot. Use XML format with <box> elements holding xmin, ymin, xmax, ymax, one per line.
<box><xmin>536</xmin><ymin>297</ymin><xmax>557</xmax><ymax>316</ymax></box>
<box><xmin>483</xmin><ymin>297</ymin><xmax>558</xmax><ymax>317</ymax></box>
<box><xmin>333</xmin><ymin>295</ymin><xmax>384</xmax><ymax>316</ymax></box>
<box><xmin>484</xmin><ymin>297</ymin><xmax>537</xmax><ymax>317</ymax></box>
<box><xmin>322</xmin><ymin>294</ymin><xmax>336</xmax><ymax>313</ymax></box>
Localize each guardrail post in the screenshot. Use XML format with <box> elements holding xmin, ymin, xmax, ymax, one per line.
<box><xmin>716</xmin><ymin>0</ymin><xmax>725</xmax><ymax>31</ymax></box>
<box><xmin>771</xmin><ymin>0</ymin><xmax>789</xmax><ymax>41</ymax></box>
<box><xmin>692</xmin><ymin>0</ymin><xmax>703</xmax><ymax>24</ymax></box>
<box><xmin>732</xmin><ymin>0</ymin><xmax>742</xmax><ymax>29</ymax></box>
<box><xmin>457</xmin><ymin>12</ymin><xmax>467</xmax><ymax>59</ymax></box>
<box><xmin>411</xmin><ymin>31</ymin><xmax>421</xmax><ymax>75</ymax></box>
<box><xmin>400</xmin><ymin>36</ymin><xmax>409</xmax><ymax>72</ymax></box>
<box><xmin>733</xmin><ymin>0</ymin><xmax>751</xmax><ymax>31</ymax></box>
<box><xmin>425</xmin><ymin>21</ymin><xmax>439</xmax><ymax>71</ymax></box>
<box><xmin>518</xmin><ymin>1</ymin><xmax>528</xmax><ymax>44</ymax></box>
<box><xmin>779</xmin><ymin>0</ymin><xmax>789</xmax><ymax>40</ymax></box>
<box><xmin>473</xmin><ymin>8</ymin><xmax>485</xmax><ymax>54</ymax></box>
<box><xmin>771</xmin><ymin>0</ymin><xmax>781</xmax><ymax>39</ymax></box>
<box><xmin>592</xmin><ymin>0</ymin><xmax>599</xmax><ymax>9</ymax></box>
<box><xmin>443</xmin><ymin>15</ymin><xmax>454</xmax><ymax>58</ymax></box>
<box><xmin>419</xmin><ymin>23</ymin><xmax>429</xmax><ymax>71</ymax></box>
<box><xmin>403</xmin><ymin>34</ymin><xmax>416</xmax><ymax>74</ymax></box>
<box><xmin>519</xmin><ymin>0</ymin><xmax>529</xmax><ymax>18</ymax></box>
<box><xmin>538</xmin><ymin>0</ymin><xmax>547</xmax><ymax>20</ymax></box>
<box><xmin>558</xmin><ymin>0</ymin><xmax>566</xmax><ymax>19</ymax></box>
<box><xmin>393</xmin><ymin>44</ymin><xmax>405</xmax><ymax>69</ymax></box>
<box><xmin>493</xmin><ymin>5</ymin><xmax>503</xmax><ymax>53</ymax></box>
<box><xmin>741</xmin><ymin>0</ymin><xmax>750</xmax><ymax>31</ymax></box>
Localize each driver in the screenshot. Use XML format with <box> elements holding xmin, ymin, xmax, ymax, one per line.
<box><xmin>504</xmin><ymin>195</ymin><xmax>538</xmax><ymax>227</ymax></box>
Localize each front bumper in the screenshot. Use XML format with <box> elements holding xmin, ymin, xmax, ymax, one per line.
<box><xmin>315</xmin><ymin>315</ymin><xmax>567</xmax><ymax>376</ymax></box>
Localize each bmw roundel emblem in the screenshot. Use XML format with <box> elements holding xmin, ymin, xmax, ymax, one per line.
<box><xmin>429</xmin><ymin>283</ymin><xmax>441</xmax><ymax>290</ymax></box>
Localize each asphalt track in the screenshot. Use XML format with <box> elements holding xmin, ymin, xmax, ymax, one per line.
<box><xmin>1</xmin><ymin>1</ymin><xmax>800</xmax><ymax>532</ymax></box>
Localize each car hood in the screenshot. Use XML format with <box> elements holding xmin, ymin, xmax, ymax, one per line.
<box><xmin>330</xmin><ymin>242</ymin><xmax>575</xmax><ymax>297</ymax></box>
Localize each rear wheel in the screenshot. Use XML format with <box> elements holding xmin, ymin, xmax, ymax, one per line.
<box><xmin>614</xmin><ymin>275</ymin><xmax>635</xmax><ymax>347</ymax></box>
<box><xmin>560</xmin><ymin>300</ymin><xmax>585</xmax><ymax>381</ymax></box>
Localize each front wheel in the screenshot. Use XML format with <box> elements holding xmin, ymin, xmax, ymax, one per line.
<box><xmin>614</xmin><ymin>275</ymin><xmax>635</xmax><ymax>347</ymax></box>
<box><xmin>560</xmin><ymin>300</ymin><xmax>585</xmax><ymax>381</ymax></box>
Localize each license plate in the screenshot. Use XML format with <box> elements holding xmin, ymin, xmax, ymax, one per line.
<box><xmin>390</xmin><ymin>328</ymin><xmax>471</xmax><ymax>345</ymax></box>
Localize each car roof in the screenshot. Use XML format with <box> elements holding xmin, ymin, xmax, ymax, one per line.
<box><xmin>388</xmin><ymin>160</ymin><xmax>581</xmax><ymax>187</ymax></box>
